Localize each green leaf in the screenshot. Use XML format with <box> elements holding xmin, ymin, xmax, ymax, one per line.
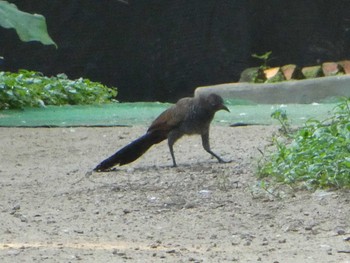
<box><xmin>0</xmin><ymin>1</ymin><xmax>57</xmax><ymax>48</ymax></box>
<box><xmin>252</xmin><ymin>51</ymin><xmax>272</xmax><ymax>60</ymax></box>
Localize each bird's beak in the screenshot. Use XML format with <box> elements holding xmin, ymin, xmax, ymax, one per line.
<box><xmin>221</xmin><ymin>104</ymin><xmax>230</xmax><ymax>112</ymax></box>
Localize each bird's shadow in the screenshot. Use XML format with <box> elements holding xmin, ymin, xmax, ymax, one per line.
<box><xmin>96</xmin><ymin>158</ymin><xmax>233</xmax><ymax>174</ymax></box>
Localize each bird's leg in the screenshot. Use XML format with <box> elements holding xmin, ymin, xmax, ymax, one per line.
<box><xmin>201</xmin><ymin>132</ymin><xmax>228</xmax><ymax>163</ymax></box>
<box><xmin>167</xmin><ymin>131</ymin><xmax>183</xmax><ymax>167</ymax></box>
<box><xmin>168</xmin><ymin>142</ymin><xmax>177</xmax><ymax>167</ymax></box>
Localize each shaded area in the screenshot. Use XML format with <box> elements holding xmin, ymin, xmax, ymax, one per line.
<box><xmin>1</xmin><ymin>1</ymin><xmax>350</xmax><ymax>101</ymax></box>
<box><xmin>0</xmin><ymin>102</ymin><xmax>336</xmax><ymax>127</ymax></box>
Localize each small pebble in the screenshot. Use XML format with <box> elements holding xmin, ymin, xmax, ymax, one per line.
<box><xmin>262</xmin><ymin>237</ymin><xmax>268</xmax><ymax>246</ymax></box>
<box><xmin>12</xmin><ymin>204</ymin><xmax>21</xmax><ymax>211</ymax></box>
<box><xmin>337</xmin><ymin>229</ymin><xmax>345</xmax><ymax>235</ymax></box>
<box><xmin>20</xmin><ymin>215</ymin><xmax>28</xmax><ymax>223</ymax></box>
<box><xmin>278</xmin><ymin>239</ymin><xmax>286</xmax><ymax>244</ymax></box>
<box><xmin>123</xmin><ymin>209</ymin><xmax>131</xmax><ymax>214</ymax></box>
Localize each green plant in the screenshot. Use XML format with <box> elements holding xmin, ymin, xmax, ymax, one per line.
<box><xmin>252</xmin><ymin>51</ymin><xmax>272</xmax><ymax>71</ymax></box>
<box><xmin>259</xmin><ymin>98</ymin><xmax>350</xmax><ymax>189</ymax></box>
<box><xmin>250</xmin><ymin>51</ymin><xmax>272</xmax><ymax>83</ymax></box>
<box><xmin>0</xmin><ymin>70</ymin><xmax>117</xmax><ymax>109</ymax></box>
<box><xmin>0</xmin><ymin>1</ymin><xmax>56</xmax><ymax>47</ymax></box>
<box><xmin>270</xmin><ymin>108</ymin><xmax>291</xmax><ymax>135</ymax></box>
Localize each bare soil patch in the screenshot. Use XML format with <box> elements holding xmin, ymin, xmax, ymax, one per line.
<box><xmin>0</xmin><ymin>126</ymin><xmax>349</xmax><ymax>262</ymax></box>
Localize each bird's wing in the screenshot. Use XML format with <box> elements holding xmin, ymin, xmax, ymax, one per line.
<box><xmin>148</xmin><ymin>97</ymin><xmax>193</xmax><ymax>133</ymax></box>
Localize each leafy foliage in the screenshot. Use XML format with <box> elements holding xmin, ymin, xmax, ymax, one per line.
<box><xmin>0</xmin><ymin>70</ymin><xmax>117</xmax><ymax>110</ymax></box>
<box><xmin>270</xmin><ymin>108</ymin><xmax>291</xmax><ymax>135</ymax></box>
<box><xmin>0</xmin><ymin>1</ymin><xmax>56</xmax><ymax>47</ymax></box>
<box><xmin>259</xmin><ymin>98</ymin><xmax>350</xmax><ymax>189</ymax></box>
<box><xmin>252</xmin><ymin>51</ymin><xmax>272</xmax><ymax>70</ymax></box>
<box><xmin>250</xmin><ymin>51</ymin><xmax>273</xmax><ymax>83</ymax></box>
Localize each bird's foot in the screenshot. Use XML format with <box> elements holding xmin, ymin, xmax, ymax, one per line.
<box><xmin>93</xmin><ymin>167</ymin><xmax>117</xmax><ymax>172</ymax></box>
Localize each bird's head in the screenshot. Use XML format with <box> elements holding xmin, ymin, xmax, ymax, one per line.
<box><xmin>206</xmin><ymin>93</ymin><xmax>230</xmax><ymax>112</ymax></box>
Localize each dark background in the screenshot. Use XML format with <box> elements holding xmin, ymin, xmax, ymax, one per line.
<box><xmin>1</xmin><ymin>0</ymin><xmax>350</xmax><ymax>102</ymax></box>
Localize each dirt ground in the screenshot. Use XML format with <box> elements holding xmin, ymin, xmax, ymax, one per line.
<box><xmin>0</xmin><ymin>125</ymin><xmax>349</xmax><ymax>263</ymax></box>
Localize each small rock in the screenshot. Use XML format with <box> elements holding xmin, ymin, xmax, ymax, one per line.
<box><xmin>122</xmin><ymin>209</ymin><xmax>131</xmax><ymax>214</ymax></box>
<box><xmin>261</xmin><ymin>237</ymin><xmax>268</xmax><ymax>246</ymax></box>
<box><xmin>302</xmin><ymin>65</ymin><xmax>324</xmax><ymax>78</ymax></box>
<box><xmin>184</xmin><ymin>202</ymin><xmax>196</xmax><ymax>209</ymax></box>
<box><xmin>111</xmin><ymin>185</ymin><xmax>121</xmax><ymax>192</ymax></box>
<box><xmin>112</xmin><ymin>249</ymin><xmax>126</xmax><ymax>256</ymax></box>
<box><xmin>338</xmin><ymin>60</ymin><xmax>350</xmax><ymax>74</ymax></box>
<box><xmin>322</xmin><ymin>62</ymin><xmax>343</xmax><ymax>76</ymax></box>
<box><xmin>239</xmin><ymin>67</ymin><xmax>266</xmax><ymax>83</ymax></box>
<box><xmin>281</xmin><ymin>64</ymin><xmax>298</xmax><ymax>80</ymax></box>
<box><xmin>231</xmin><ymin>235</ymin><xmax>240</xmax><ymax>246</ymax></box>
<box><xmin>337</xmin><ymin>229</ymin><xmax>346</xmax><ymax>235</ymax></box>
<box><xmin>305</xmin><ymin>225</ymin><xmax>313</xmax><ymax>231</ymax></box>
<box><xmin>210</xmin><ymin>234</ymin><xmax>217</xmax><ymax>240</ymax></box>
<box><xmin>19</xmin><ymin>215</ymin><xmax>28</xmax><ymax>223</ymax></box>
<box><xmin>198</xmin><ymin>189</ymin><xmax>211</xmax><ymax>198</ymax></box>
<box><xmin>73</xmin><ymin>254</ymin><xmax>82</xmax><ymax>260</ymax></box>
<box><xmin>264</xmin><ymin>67</ymin><xmax>285</xmax><ymax>83</ymax></box>
<box><xmin>278</xmin><ymin>239</ymin><xmax>286</xmax><ymax>244</ymax></box>
<box><xmin>12</xmin><ymin>204</ymin><xmax>21</xmax><ymax>211</ymax></box>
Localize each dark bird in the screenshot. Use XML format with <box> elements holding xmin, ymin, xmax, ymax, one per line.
<box><xmin>94</xmin><ymin>93</ymin><xmax>230</xmax><ymax>171</ymax></box>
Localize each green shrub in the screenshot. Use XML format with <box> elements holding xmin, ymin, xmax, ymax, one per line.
<box><xmin>0</xmin><ymin>70</ymin><xmax>117</xmax><ymax>109</ymax></box>
<box><xmin>259</xmin><ymin>98</ymin><xmax>350</xmax><ymax>189</ymax></box>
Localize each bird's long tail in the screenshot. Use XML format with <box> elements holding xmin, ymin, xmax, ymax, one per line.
<box><xmin>94</xmin><ymin>131</ymin><xmax>166</xmax><ymax>171</ymax></box>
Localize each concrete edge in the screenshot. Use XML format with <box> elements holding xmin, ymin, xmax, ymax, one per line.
<box><xmin>195</xmin><ymin>75</ymin><xmax>350</xmax><ymax>104</ymax></box>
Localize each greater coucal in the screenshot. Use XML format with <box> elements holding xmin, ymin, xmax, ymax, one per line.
<box><xmin>94</xmin><ymin>93</ymin><xmax>229</xmax><ymax>171</ymax></box>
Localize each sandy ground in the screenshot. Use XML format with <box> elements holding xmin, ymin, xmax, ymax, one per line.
<box><xmin>0</xmin><ymin>125</ymin><xmax>349</xmax><ymax>263</ymax></box>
